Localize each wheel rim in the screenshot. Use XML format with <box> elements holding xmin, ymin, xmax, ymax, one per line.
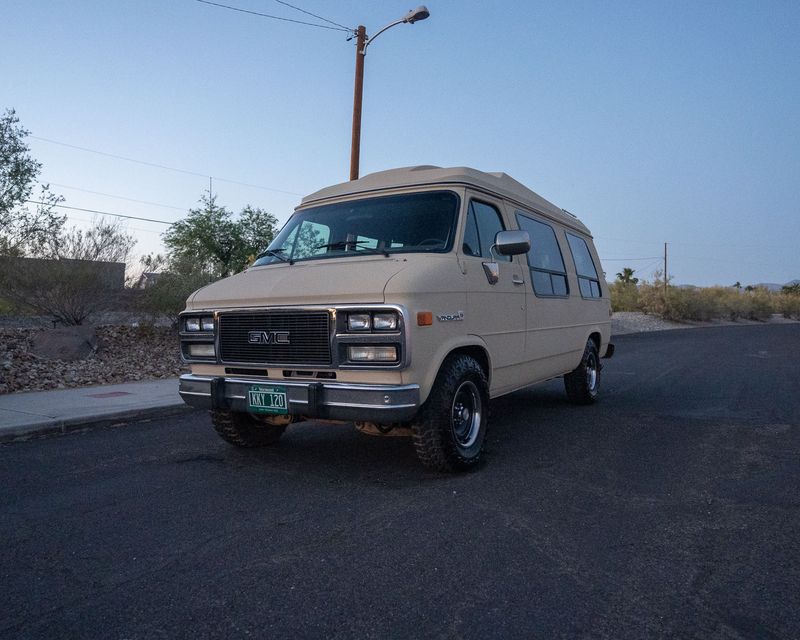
<box><xmin>451</xmin><ymin>380</ymin><xmax>482</xmax><ymax>448</ymax></box>
<box><xmin>585</xmin><ymin>353</ymin><xmax>598</xmax><ymax>391</ymax></box>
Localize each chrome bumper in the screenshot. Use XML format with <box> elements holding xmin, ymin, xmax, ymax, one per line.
<box><xmin>179</xmin><ymin>374</ymin><xmax>420</xmax><ymax>422</ymax></box>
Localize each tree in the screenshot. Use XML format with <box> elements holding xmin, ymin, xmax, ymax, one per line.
<box><xmin>733</xmin><ymin>281</ymin><xmax>742</xmax><ymax>291</ymax></box>
<box><xmin>162</xmin><ymin>193</ymin><xmax>279</xmax><ymax>278</ymax></box>
<box><xmin>615</xmin><ymin>267</ymin><xmax>639</xmax><ymax>284</ymax></box>
<box><xmin>0</xmin><ymin>108</ymin><xmax>65</xmax><ymax>256</ymax></box>
<box><xmin>782</xmin><ymin>282</ymin><xmax>800</xmax><ymax>296</ymax></box>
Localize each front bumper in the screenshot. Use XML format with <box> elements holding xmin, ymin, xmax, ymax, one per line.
<box><xmin>179</xmin><ymin>374</ymin><xmax>420</xmax><ymax>422</ymax></box>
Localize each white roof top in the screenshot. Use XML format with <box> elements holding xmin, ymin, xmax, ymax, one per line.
<box><xmin>300</xmin><ymin>165</ymin><xmax>590</xmax><ymax>233</ymax></box>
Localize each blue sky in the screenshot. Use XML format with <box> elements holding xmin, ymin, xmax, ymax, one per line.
<box><xmin>2</xmin><ymin>0</ymin><xmax>798</xmax><ymax>286</ymax></box>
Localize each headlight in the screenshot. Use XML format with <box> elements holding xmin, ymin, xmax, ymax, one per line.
<box><xmin>347</xmin><ymin>313</ymin><xmax>371</xmax><ymax>331</ymax></box>
<box><xmin>201</xmin><ymin>316</ymin><xmax>215</xmax><ymax>332</ymax></box>
<box><xmin>372</xmin><ymin>312</ymin><xmax>398</xmax><ymax>331</ymax></box>
<box><xmin>185</xmin><ymin>317</ymin><xmax>201</xmax><ymax>332</ymax></box>
<box><xmin>188</xmin><ymin>343</ymin><xmax>215</xmax><ymax>358</ymax></box>
<box><xmin>347</xmin><ymin>345</ymin><xmax>397</xmax><ymax>362</ymax></box>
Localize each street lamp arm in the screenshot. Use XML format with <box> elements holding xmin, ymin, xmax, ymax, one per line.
<box><xmin>360</xmin><ymin>18</ymin><xmax>405</xmax><ymax>54</ymax></box>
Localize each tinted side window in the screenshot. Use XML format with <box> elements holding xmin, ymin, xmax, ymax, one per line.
<box><xmin>566</xmin><ymin>233</ymin><xmax>602</xmax><ymax>298</ymax></box>
<box><xmin>516</xmin><ymin>212</ymin><xmax>569</xmax><ymax>297</ymax></box>
<box><xmin>462</xmin><ymin>200</ymin><xmax>510</xmax><ymax>261</ymax></box>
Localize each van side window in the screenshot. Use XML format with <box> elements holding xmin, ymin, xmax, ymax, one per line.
<box><xmin>566</xmin><ymin>233</ymin><xmax>602</xmax><ymax>298</ymax></box>
<box><xmin>462</xmin><ymin>201</ymin><xmax>510</xmax><ymax>262</ymax></box>
<box><xmin>516</xmin><ymin>212</ymin><xmax>569</xmax><ymax>297</ymax></box>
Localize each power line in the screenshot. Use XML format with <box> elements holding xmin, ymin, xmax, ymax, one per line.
<box><xmin>602</xmin><ymin>256</ymin><xmax>662</xmax><ymax>262</ymax></box>
<box><xmin>272</xmin><ymin>0</ymin><xmax>353</xmax><ymax>32</ymax></box>
<box><xmin>44</xmin><ymin>182</ymin><xmax>187</xmax><ymax>211</ymax></box>
<box><xmin>29</xmin><ymin>135</ymin><xmax>304</xmax><ymax>196</ymax></box>
<box><xmin>25</xmin><ymin>200</ymin><xmax>174</xmax><ymax>225</ymax></box>
<box><xmin>195</xmin><ymin>0</ymin><xmax>352</xmax><ymax>32</ymax></box>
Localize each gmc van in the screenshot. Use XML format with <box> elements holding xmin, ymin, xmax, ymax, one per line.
<box><xmin>178</xmin><ymin>166</ymin><xmax>613</xmax><ymax>471</ymax></box>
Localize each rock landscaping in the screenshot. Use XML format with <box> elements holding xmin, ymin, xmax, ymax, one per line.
<box><xmin>0</xmin><ymin>325</ymin><xmax>187</xmax><ymax>394</ymax></box>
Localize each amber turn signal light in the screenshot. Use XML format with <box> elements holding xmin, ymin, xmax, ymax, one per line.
<box><xmin>417</xmin><ymin>311</ymin><xmax>433</xmax><ymax>326</ymax></box>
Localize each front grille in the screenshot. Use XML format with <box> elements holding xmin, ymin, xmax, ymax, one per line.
<box><xmin>218</xmin><ymin>310</ymin><xmax>332</xmax><ymax>366</ymax></box>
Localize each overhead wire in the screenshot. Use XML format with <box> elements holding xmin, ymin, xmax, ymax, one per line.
<box><xmin>24</xmin><ymin>200</ymin><xmax>174</xmax><ymax>225</ymax></box>
<box><xmin>271</xmin><ymin>0</ymin><xmax>353</xmax><ymax>32</ymax></box>
<box><xmin>195</xmin><ymin>0</ymin><xmax>352</xmax><ymax>32</ymax></box>
<box><xmin>44</xmin><ymin>182</ymin><xmax>188</xmax><ymax>211</ymax></box>
<box><xmin>29</xmin><ymin>135</ymin><xmax>304</xmax><ymax>196</ymax></box>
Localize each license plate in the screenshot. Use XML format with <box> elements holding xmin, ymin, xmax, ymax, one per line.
<box><xmin>247</xmin><ymin>385</ymin><xmax>288</xmax><ymax>415</ymax></box>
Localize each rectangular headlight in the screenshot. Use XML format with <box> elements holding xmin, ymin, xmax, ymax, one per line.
<box><xmin>185</xmin><ymin>317</ymin><xmax>201</xmax><ymax>332</ymax></box>
<box><xmin>347</xmin><ymin>313</ymin><xmax>371</xmax><ymax>331</ymax></box>
<box><xmin>188</xmin><ymin>343</ymin><xmax>216</xmax><ymax>358</ymax></box>
<box><xmin>347</xmin><ymin>345</ymin><xmax>397</xmax><ymax>362</ymax></box>
<box><xmin>372</xmin><ymin>312</ymin><xmax>398</xmax><ymax>331</ymax></box>
<box><xmin>201</xmin><ymin>316</ymin><xmax>215</xmax><ymax>332</ymax></box>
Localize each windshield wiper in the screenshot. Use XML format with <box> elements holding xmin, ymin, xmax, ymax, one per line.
<box><xmin>314</xmin><ymin>240</ymin><xmax>390</xmax><ymax>257</ymax></box>
<box><xmin>256</xmin><ymin>248</ymin><xmax>292</xmax><ymax>264</ymax></box>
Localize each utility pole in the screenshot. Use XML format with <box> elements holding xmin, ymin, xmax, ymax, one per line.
<box><xmin>347</xmin><ymin>7</ymin><xmax>429</xmax><ymax>181</ymax></box>
<box><xmin>664</xmin><ymin>242</ymin><xmax>668</xmax><ymax>299</ymax></box>
<box><xmin>349</xmin><ymin>25</ymin><xmax>367</xmax><ymax>181</ymax></box>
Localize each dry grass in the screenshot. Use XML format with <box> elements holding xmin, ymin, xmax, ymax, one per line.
<box><xmin>608</xmin><ymin>279</ymin><xmax>800</xmax><ymax>322</ymax></box>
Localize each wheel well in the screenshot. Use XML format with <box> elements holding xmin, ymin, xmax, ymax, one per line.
<box><xmin>447</xmin><ymin>345</ymin><xmax>490</xmax><ymax>386</ymax></box>
<box><xmin>589</xmin><ymin>332</ymin><xmax>601</xmax><ymax>351</ymax></box>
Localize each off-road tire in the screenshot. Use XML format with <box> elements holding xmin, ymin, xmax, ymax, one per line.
<box><xmin>210</xmin><ymin>410</ymin><xmax>286</xmax><ymax>447</ymax></box>
<box><xmin>412</xmin><ymin>354</ymin><xmax>489</xmax><ymax>472</ymax></box>
<box><xmin>564</xmin><ymin>339</ymin><xmax>600</xmax><ymax>405</ymax></box>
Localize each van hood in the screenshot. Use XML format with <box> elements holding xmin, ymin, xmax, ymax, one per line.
<box><xmin>187</xmin><ymin>257</ymin><xmax>410</xmax><ymax>310</ymax></box>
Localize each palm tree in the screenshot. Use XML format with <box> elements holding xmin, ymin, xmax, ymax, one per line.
<box><xmin>616</xmin><ymin>267</ymin><xmax>639</xmax><ymax>285</ymax></box>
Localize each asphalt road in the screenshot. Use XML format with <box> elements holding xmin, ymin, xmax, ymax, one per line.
<box><xmin>2</xmin><ymin>325</ymin><xmax>799</xmax><ymax>639</ymax></box>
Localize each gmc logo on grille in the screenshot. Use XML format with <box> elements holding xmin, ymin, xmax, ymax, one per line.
<box><xmin>248</xmin><ymin>330</ymin><xmax>290</xmax><ymax>345</ymax></box>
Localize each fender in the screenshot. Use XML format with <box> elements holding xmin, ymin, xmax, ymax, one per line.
<box><xmin>412</xmin><ymin>334</ymin><xmax>492</xmax><ymax>405</ymax></box>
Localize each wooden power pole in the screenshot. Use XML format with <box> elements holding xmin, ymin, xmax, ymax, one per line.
<box><xmin>349</xmin><ymin>25</ymin><xmax>367</xmax><ymax>181</ymax></box>
<box><xmin>664</xmin><ymin>242</ymin><xmax>668</xmax><ymax>299</ymax></box>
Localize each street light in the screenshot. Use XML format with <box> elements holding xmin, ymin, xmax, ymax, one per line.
<box><xmin>349</xmin><ymin>6</ymin><xmax>430</xmax><ymax>181</ymax></box>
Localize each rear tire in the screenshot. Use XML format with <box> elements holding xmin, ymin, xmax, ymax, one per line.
<box><xmin>564</xmin><ymin>339</ymin><xmax>600</xmax><ymax>405</ymax></box>
<box><xmin>210</xmin><ymin>410</ymin><xmax>286</xmax><ymax>447</ymax></box>
<box><xmin>412</xmin><ymin>354</ymin><xmax>489</xmax><ymax>472</ymax></box>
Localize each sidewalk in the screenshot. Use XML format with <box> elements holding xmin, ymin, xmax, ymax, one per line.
<box><xmin>0</xmin><ymin>378</ymin><xmax>192</xmax><ymax>443</ymax></box>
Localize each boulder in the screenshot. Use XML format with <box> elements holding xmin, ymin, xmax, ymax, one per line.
<box><xmin>31</xmin><ymin>326</ymin><xmax>99</xmax><ymax>361</ymax></box>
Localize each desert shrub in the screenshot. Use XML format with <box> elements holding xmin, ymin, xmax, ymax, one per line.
<box><xmin>608</xmin><ymin>281</ymin><xmax>640</xmax><ymax>311</ymax></box>
<box><xmin>138</xmin><ymin>270</ymin><xmax>217</xmax><ymax>327</ymax></box>
<box><xmin>778</xmin><ymin>290</ymin><xmax>800</xmax><ymax>319</ymax></box>
<box><xmin>637</xmin><ymin>276</ymin><xmax>667</xmax><ymax>317</ymax></box>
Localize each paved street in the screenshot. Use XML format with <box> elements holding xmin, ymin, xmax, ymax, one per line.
<box><xmin>2</xmin><ymin>325</ymin><xmax>798</xmax><ymax>639</ymax></box>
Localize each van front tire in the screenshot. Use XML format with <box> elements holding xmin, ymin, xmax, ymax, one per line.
<box><xmin>564</xmin><ymin>339</ymin><xmax>600</xmax><ymax>405</ymax></box>
<box><xmin>210</xmin><ymin>410</ymin><xmax>287</xmax><ymax>447</ymax></box>
<box><xmin>412</xmin><ymin>354</ymin><xmax>489</xmax><ymax>472</ymax></box>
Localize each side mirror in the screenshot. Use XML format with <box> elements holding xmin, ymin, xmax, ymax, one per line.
<box><xmin>494</xmin><ymin>230</ymin><xmax>530</xmax><ymax>256</ymax></box>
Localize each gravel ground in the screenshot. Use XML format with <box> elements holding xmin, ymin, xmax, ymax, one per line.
<box><xmin>612</xmin><ymin>311</ymin><xmax>689</xmax><ymax>335</ymax></box>
<box><xmin>0</xmin><ymin>325</ymin><xmax>186</xmax><ymax>394</ymax></box>
<box><xmin>612</xmin><ymin>311</ymin><xmax>799</xmax><ymax>335</ymax></box>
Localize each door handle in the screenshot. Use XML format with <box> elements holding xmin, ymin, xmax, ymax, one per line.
<box><xmin>512</xmin><ymin>274</ymin><xmax>524</xmax><ymax>285</ymax></box>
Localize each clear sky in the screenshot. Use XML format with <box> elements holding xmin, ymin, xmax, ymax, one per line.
<box><xmin>2</xmin><ymin>0</ymin><xmax>798</xmax><ymax>286</ymax></box>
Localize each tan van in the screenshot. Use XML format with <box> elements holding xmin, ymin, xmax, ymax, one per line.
<box><xmin>178</xmin><ymin>166</ymin><xmax>613</xmax><ymax>471</ymax></box>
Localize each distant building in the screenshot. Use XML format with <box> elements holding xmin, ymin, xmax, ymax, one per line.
<box><xmin>1</xmin><ymin>256</ymin><xmax>125</xmax><ymax>289</ymax></box>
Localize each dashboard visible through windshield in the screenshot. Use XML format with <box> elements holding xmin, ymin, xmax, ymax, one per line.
<box><xmin>253</xmin><ymin>191</ymin><xmax>459</xmax><ymax>266</ymax></box>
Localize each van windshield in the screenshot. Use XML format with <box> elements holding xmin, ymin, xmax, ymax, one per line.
<box><xmin>252</xmin><ymin>191</ymin><xmax>459</xmax><ymax>266</ymax></box>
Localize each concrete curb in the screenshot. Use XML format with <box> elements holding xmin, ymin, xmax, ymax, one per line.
<box><xmin>0</xmin><ymin>403</ymin><xmax>197</xmax><ymax>444</ymax></box>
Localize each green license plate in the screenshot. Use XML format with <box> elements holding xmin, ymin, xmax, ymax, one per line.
<box><xmin>247</xmin><ymin>385</ymin><xmax>288</xmax><ymax>415</ymax></box>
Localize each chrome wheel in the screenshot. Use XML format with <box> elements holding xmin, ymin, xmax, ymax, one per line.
<box><xmin>585</xmin><ymin>352</ymin><xmax>598</xmax><ymax>391</ymax></box>
<box><xmin>451</xmin><ymin>380</ymin><xmax>482</xmax><ymax>448</ymax></box>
